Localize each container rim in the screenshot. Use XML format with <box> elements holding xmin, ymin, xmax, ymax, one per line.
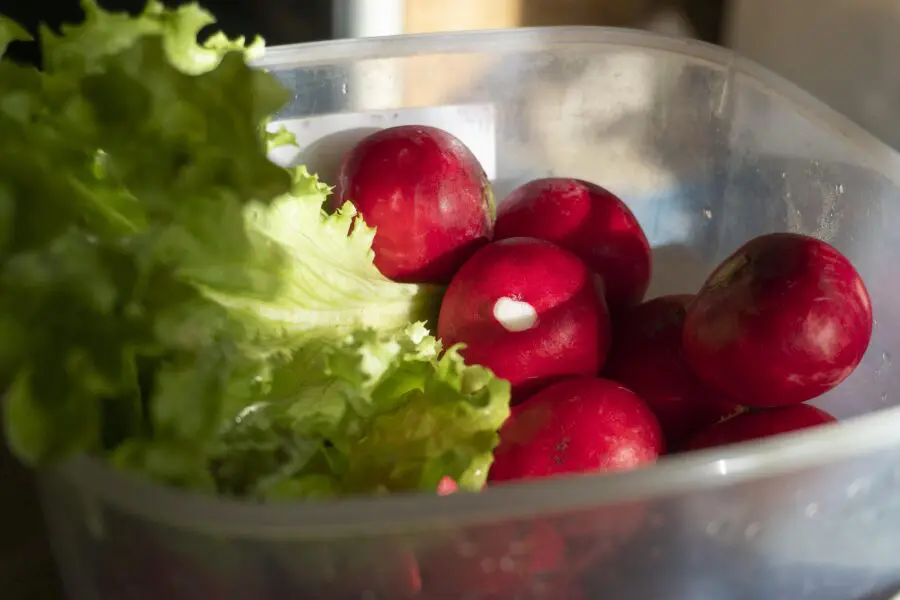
<box><xmin>258</xmin><ymin>26</ymin><xmax>900</xmax><ymax>186</ymax></box>
<box><xmin>51</xmin><ymin>27</ymin><xmax>900</xmax><ymax>539</ymax></box>
<box><xmin>55</xmin><ymin>405</ymin><xmax>900</xmax><ymax>538</ymax></box>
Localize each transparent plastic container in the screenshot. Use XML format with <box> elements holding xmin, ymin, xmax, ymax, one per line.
<box><xmin>38</xmin><ymin>28</ymin><xmax>900</xmax><ymax>600</ymax></box>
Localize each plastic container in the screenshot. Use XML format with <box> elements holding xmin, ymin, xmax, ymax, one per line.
<box><xmin>728</xmin><ymin>0</ymin><xmax>900</xmax><ymax>152</ymax></box>
<box><xmin>38</xmin><ymin>27</ymin><xmax>900</xmax><ymax>600</ymax></box>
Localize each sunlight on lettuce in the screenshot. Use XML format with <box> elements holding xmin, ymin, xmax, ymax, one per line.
<box><xmin>0</xmin><ymin>0</ymin><xmax>508</xmax><ymax>498</ymax></box>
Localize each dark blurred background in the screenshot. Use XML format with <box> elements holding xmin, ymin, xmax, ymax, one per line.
<box><xmin>0</xmin><ymin>0</ymin><xmax>333</xmax><ymax>66</ymax></box>
<box><xmin>1</xmin><ymin>0</ymin><xmax>727</xmax><ymax>67</ymax></box>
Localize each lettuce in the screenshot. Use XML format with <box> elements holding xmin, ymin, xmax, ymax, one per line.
<box><xmin>0</xmin><ymin>1</ymin><xmax>509</xmax><ymax>497</ymax></box>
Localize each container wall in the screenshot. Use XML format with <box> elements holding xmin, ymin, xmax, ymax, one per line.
<box><xmin>41</xmin><ymin>30</ymin><xmax>900</xmax><ymax>600</ymax></box>
<box><xmin>41</xmin><ymin>446</ymin><xmax>900</xmax><ymax>599</ymax></box>
<box><xmin>264</xmin><ymin>35</ymin><xmax>900</xmax><ymax>423</ymax></box>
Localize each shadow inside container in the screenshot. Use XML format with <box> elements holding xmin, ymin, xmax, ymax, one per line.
<box><xmin>276</xmin><ymin>127</ymin><xmax>382</xmax><ymax>187</ymax></box>
<box><xmin>646</xmin><ymin>243</ymin><xmax>710</xmax><ymax>298</ymax></box>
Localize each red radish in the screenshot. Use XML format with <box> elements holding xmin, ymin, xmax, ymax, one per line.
<box><xmin>438</xmin><ymin>238</ymin><xmax>611</xmax><ymax>399</ymax></box>
<box><xmin>418</xmin><ymin>521</ymin><xmax>565</xmax><ymax>599</ymax></box>
<box><xmin>436</xmin><ymin>476</ymin><xmax>459</xmax><ymax>496</ymax></box>
<box><xmin>683</xmin><ymin>232</ymin><xmax>872</xmax><ymax>407</ymax></box>
<box><xmin>605</xmin><ymin>294</ymin><xmax>743</xmax><ymax>448</ymax></box>
<box><xmin>488</xmin><ymin>377</ymin><xmax>663</xmax><ymax>483</ymax></box>
<box><xmin>494</xmin><ymin>177</ymin><xmax>651</xmax><ymax>311</ymax></box>
<box><xmin>683</xmin><ymin>404</ymin><xmax>837</xmax><ymax>451</ymax></box>
<box><xmin>334</xmin><ymin>125</ymin><xmax>494</xmax><ymax>283</ymax></box>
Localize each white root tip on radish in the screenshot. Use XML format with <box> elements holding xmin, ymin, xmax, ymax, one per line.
<box><xmin>493</xmin><ymin>297</ymin><xmax>538</xmax><ymax>333</ymax></box>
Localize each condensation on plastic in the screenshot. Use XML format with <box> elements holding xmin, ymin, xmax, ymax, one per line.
<box><xmin>39</xmin><ymin>27</ymin><xmax>900</xmax><ymax>600</ymax></box>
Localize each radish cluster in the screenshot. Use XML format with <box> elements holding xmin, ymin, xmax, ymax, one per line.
<box><xmin>338</xmin><ymin>124</ymin><xmax>871</xmax><ymax>475</ymax></box>
<box><xmin>335</xmin><ymin>124</ymin><xmax>873</xmax><ymax>598</ymax></box>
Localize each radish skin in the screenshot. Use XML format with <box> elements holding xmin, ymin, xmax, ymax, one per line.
<box><xmin>438</xmin><ymin>238</ymin><xmax>611</xmax><ymax>400</ymax></box>
<box><xmin>683</xmin><ymin>233</ymin><xmax>872</xmax><ymax>407</ymax></box>
<box><xmin>495</xmin><ymin>177</ymin><xmax>651</xmax><ymax>311</ymax></box>
<box><xmin>334</xmin><ymin>125</ymin><xmax>494</xmax><ymax>283</ymax></box>
<box><xmin>489</xmin><ymin>377</ymin><xmax>664</xmax><ymax>482</ymax></box>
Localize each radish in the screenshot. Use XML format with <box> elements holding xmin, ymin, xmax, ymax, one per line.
<box><xmin>605</xmin><ymin>294</ymin><xmax>743</xmax><ymax>448</ymax></box>
<box><xmin>682</xmin><ymin>405</ymin><xmax>837</xmax><ymax>451</ymax></box>
<box><xmin>418</xmin><ymin>521</ymin><xmax>565</xmax><ymax>599</ymax></box>
<box><xmin>334</xmin><ymin>125</ymin><xmax>494</xmax><ymax>283</ymax></box>
<box><xmin>438</xmin><ymin>238</ymin><xmax>611</xmax><ymax>399</ymax></box>
<box><xmin>488</xmin><ymin>377</ymin><xmax>663</xmax><ymax>482</ymax></box>
<box><xmin>494</xmin><ymin>177</ymin><xmax>651</xmax><ymax>311</ymax></box>
<box><xmin>683</xmin><ymin>232</ymin><xmax>872</xmax><ymax>407</ymax></box>
<box><xmin>436</xmin><ymin>476</ymin><xmax>459</xmax><ymax>496</ymax></box>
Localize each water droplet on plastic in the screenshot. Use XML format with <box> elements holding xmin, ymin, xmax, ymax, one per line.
<box><xmin>875</xmin><ymin>351</ymin><xmax>891</xmax><ymax>376</ymax></box>
<box><xmin>744</xmin><ymin>522</ymin><xmax>761</xmax><ymax>539</ymax></box>
<box><xmin>508</xmin><ymin>541</ymin><xmax>528</xmax><ymax>555</ymax></box>
<box><xmin>83</xmin><ymin>497</ymin><xmax>106</xmax><ymax>539</ymax></box>
<box><xmin>837</xmin><ymin>184</ymin><xmax>844</xmax><ymax>194</ymax></box>
<box><xmin>881</xmin><ymin>392</ymin><xmax>889</xmax><ymax>404</ymax></box>
<box><xmin>781</xmin><ymin>172</ymin><xmax>787</xmax><ymax>179</ymax></box>
<box><xmin>846</xmin><ymin>478</ymin><xmax>871</xmax><ymax>499</ymax></box>
<box><xmin>857</xmin><ymin>508</ymin><xmax>881</xmax><ymax>523</ymax></box>
<box><xmin>805</xmin><ymin>502</ymin><xmax>819</xmax><ymax>517</ymax></box>
<box><xmin>480</xmin><ymin>558</ymin><xmax>496</xmax><ymax>573</ymax></box>
<box><xmin>702</xmin><ymin>207</ymin><xmax>713</xmax><ymax>219</ymax></box>
<box><xmin>341</xmin><ymin>83</ymin><xmax>348</xmax><ymax>94</ymax></box>
<box><xmin>705</xmin><ymin>520</ymin><xmax>723</xmax><ymax>536</ymax></box>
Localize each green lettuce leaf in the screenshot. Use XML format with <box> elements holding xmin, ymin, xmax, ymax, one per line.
<box><xmin>211</xmin><ymin>323</ymin><xmax>510</xmax><ymax>499</ymax></box>
<box><xmin>40</xmin><ymin>0</ymin><xmax>264</xmax><ymax>75</ymax></box>
<box><xmin>0</xmin><ymin>16</ymin><xmax>31</xmax><ymax>56</ymax></box>
<box><xmin>0</xmin><ymin>0</ymin><xmax>506</xmax><ymax>497</ymax></box>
